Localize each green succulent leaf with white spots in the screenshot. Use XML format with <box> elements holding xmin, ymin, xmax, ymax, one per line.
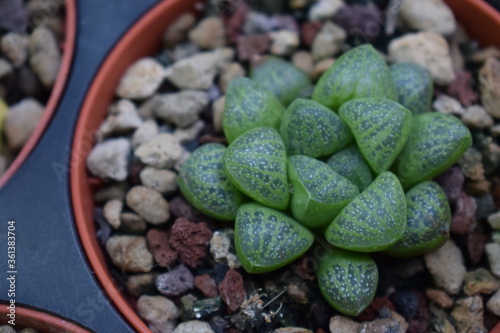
<box><xmin>224</xmin><ymin>127</ymin><xmax>290</xmax><ymax>210</ymax></box>
<box><xmin>339</xmin><ymin>98</ymin><xmax>413</xmax><ymax>175</ymax></box>
<box><xmin>325</xmin><ymin>171</ymin><xmax>407</xmax><ymax>252</ymax></box>
<box><xmin>326</xmin><ymin>145</ymin><xmax>374</xmax><ymax>192</ymax></box>
<box><xmin>235</xmin><ymin>203</ymin><xmax>314</xmax><ymax>273</ymax></box>
<box><xmin>280</xmin><ymin>99</ymin><xmax>353</xmax><ymax>158</ymax></box>
<box><xmin>312</xmin><ymin>44</ymin><xmax>397</xmax><ymax>111</ymax></box>
<box><xmin>251</xmin><ymin>57</ymin><xmax>313</xmax><ymax>106</ymax></box>
<box><xmin>384</xmin><ymin>181</ymin><xmax>451</xmax><ymax>257</ymax></box>
<box><xmin>223</xmin><ymin>77</ymin><xmax>285</xmax><ymax>143</ymax></box>
<box><xmin>288</xmin><ymin>155</ymin><xmax>359</xmax><ymax>228</ymax></box>
<box><xmin>177</xmin><ymin>143</ymin><xmax>245</xmax><ymax>221</ymax></box>
<box><xmin>317</xmin><ymin>249</ymin><xmax>378</xmax><ymax>316</ymax></box>
<box><xmin>392</xmin><ymin>112</ymin><xmax>472</xmax><ymax>189</ymax></box>
<box><xmin>390</xmin><ymin>62</ymin><xmax>433</xmax><ymax>115</ymax></box>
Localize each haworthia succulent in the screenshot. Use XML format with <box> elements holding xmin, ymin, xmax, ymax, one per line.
<box><xmin>224</xmin><ymin>127</ymin><xmax>290</xmax><ymax>210</ymax></box>
<box><xmin>392</xmin><ymin>112</ymin><xmax>472</xmax><ymax>189</ymax></box>
<box><xmin>280</xmin><ymin>99</ymin><xmax>353</xmax><ymax>158</ymax></box>
<box><xmin>288</xmin><ymin>156</ymin><xmax>359</xmax><ymax>228</ymax></box>
<box><xmin>384</xmin><ymin>181</ymin><xmax>451</xmax><ymax>257</ymax></box>
<box><xmin>390</xmin><ymin>62</ymin><xmax>433</xmax><ymax>115</ymax></box>
<box><xmin>223</xmin><ymin>77</ymin><xmax>285</xmax><ymax>143</ymax></box>
<box><xmin>326</xmin><ymin>145</ymin><xmax>374</xmax><ymax>192</ymax></box>
<box><xmin>177</xmin><ymin>143</ymin><xmax>245</xmax><ymax>221</ymax></box>
<box><xmin>317</xmin><ymin>249</ymin><xmax>378</xmax><ymax>316</ymax></box>
<box><xmin>339</xmin><ymin>98</ymin><xmax>413</xmax><ymax>174</ymax></box>
<box><xmin>235</xmin><ymin>203</ymin><xmax>314</xmax><ymax>273</ymax></box>
<box><xmin>312</xmin><ymin>44</ymin><xmax>397</xmax><ymax>111</ymax></box>
<box><xmin>251</xmin><ymin>57</ymin><xmax>313</xmax><ymax>106</ymax></box>
<box><xmin>325</xmin><ymin>171</ymin><xmax>407</xmax><ymax>252</ymax></box>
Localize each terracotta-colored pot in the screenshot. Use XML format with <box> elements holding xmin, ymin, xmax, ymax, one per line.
<box><xmin>70</xmin><ymin>1</ymin><xmax>500</xmax><ymax>332</ymax></box>
<box><xmin>0</xmin><ymin>0</ymin><xmax>76</xmax><ymax>188</ymax></box>
<box><xmin>0</xmin><ymin>305</ymin><xmax>89</xmax><ymax>332</ymax></box>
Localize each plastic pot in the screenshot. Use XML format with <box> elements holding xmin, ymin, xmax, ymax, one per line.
<box><xmin>0</xmin><ymin>0</ymin><xmax>76</xmax><ymax>188</ymax></box>
<box><xmin>70</xmin><ymin>1</ymin><xmax>500</xmax><ymax>332</ymax></box>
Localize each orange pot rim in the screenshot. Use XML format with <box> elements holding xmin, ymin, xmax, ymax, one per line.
<box><xmin>0</xmin><ymin>0</ymin><xmax>77</xmax><ymax>188</ymax></box>
<box><xmin>0</xmin><ymin>304</ymin><xmax>90</xmax><ymax>332</ymax></box>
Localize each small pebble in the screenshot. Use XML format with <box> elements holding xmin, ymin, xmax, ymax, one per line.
<box><xmin>115</xmin><ymin>58</ymin><xmax>164</xmax><ymax>100</ymax></box>
<box><xmin>311</xmin><ymin>58</ymin><xmax>335</xmax><ymax>81</ymax></box>
<box><xmin>147</xmin><ymin>229</ymin><xmax>178</xmax><ymax>267</ymax></box>
<box><xmin>137</xmin><ymin>295</ymin><xmax>180</xmax><ymax>333</ymax></box>
<box><xmin>287</xmin><ymin>281</ymin><xmax>308</xmax><ymax>304</ymax></box>
<box><xmin>432</xmin><ymin>318</ymin><xmax>457</xmax><ymax>333</ymax></box>
<box><xmin>271</xmin><ymin>14</ymin><xmax>299</xmax><ymax>33</ymax></box>
<box><xmin>275</xmin><ymin>328</ymin><xmax>312</xmax><ymax>333</ymax></box>
<box><xmin>94</xmin><ymin>183</ymin><xmax>127</xmax><ymax>203</ymax></box>
<box><xmin>140</xmin><ymin>167</ymin><xmax>177</xmax><ymax>195</ymax></box>
<box><xmin>488</xmin><ymin>211</ymin><xmax>500</xmax><ymax>230</ymax></box>
<box><xmin>236</xmin><ymin>34</ymin><xmax>271</xmax><ymax>61</ymax></box>
<box><xmin>312</xmin><ymin>22</ymin><xmax>346</xmax><ymax>61</ymax></box>
<box><xmin>103</xmin><ymin>199</ymin><xmax>122</xmax><ymax>229</ymax></box>
<box><xmin>212</xmin><ymin>96</ymin><xmax>225</xmax><ymax>133</ymax></box>
<box><xmin>358</xmin><ymin>318</ymin><xmax>404</xmax><ymax>333</ymax></box>
<box><xmin>486</xmin><ymin>288</ymin><xmax>500</xmax><ymax>316</ymax></box>
<box><xmin>269</xmin><ymin>30</ymin><xmax>299</xmax><ymax>56</ymax></box>
<box><xmin>378</xmin><ymin>308</ymin><xmax>409</xmax><ymax>332</ymax></box>
<box><xmin>29</xmin><ymin>26</ymin><xmax>61</xmax><ymax>89</ymax></box>
<box><xmin>491</xmin><ymin>124</ymin><xmax>500</xmax><ymax>137</ymax></box>
<box><xmin>0</xmin><ymin>326</ymin><xmax>16</xmax><ymax>333</ymax></box>
<box><xmin>329</xmin><ymin>316</ymin><xmax>360</xmax><ymax>333</ymax></box>
<box><xmin>388</xmin><ymin>32</ymin><xmax>455</xmax><ymax>85</ymax></box>
<box><xmin>333</xmin><ymin>4</ymin><xmax>383</xmax><ymax>42</ymax></box>
<box><xmin>134</xmin><ymin>133</ymin><xmax>183</xmax><ymax>169</ymax></box>
<box><xmin>479</xmin><ymin>57</ymin><xmax>500</xmax><ymax>119</ymax></box>
<box><xmin>170</xmin><ymin>218</ymin><xmax>213</xmax><ymax>268</ymax></box>
<box><xmin>433</xmin><ymin>95</ymin><xmax>466</xmax><ymax>116</ymax></box>
<box><xmin>461</xmin><ymin>105</ymin><xmax>494</xmax><ymax>129</ymax></box>
<box><xmin>87</xmin><ymin>138</ymin><xmax>130</xmax><ymax>181</ymax></box>
<box><xmin>243</xmin><ymin>11</ymin><xmax>273</xmax><ymax>35</ymax></box>
<box><xmin>292</xmin><ymin>51</ymin><xmax>314</xmax><ymax>75</ymax></box>
<box><xmin>400</xmin><ymin>0</ymin><xmax>456</xmax><ymax>36</ymax></box>
<box><xmin>189</xmin><ymin>16</ymin><xmax>226</xmax><ymax>50</ymax></box>
<box><xmin>126</xmin><ymin>186</ymin><xmax>170</xmax><ymax>225</ymax></box>
<box><xmin>173</xmin><ymin>320</ymin><xmax>215</xmax><ymax>333</ymax></box>
<box><xmin>451</xmin><ymin>296</ymin><xmax>487</xmax><ymax>333</ymax></box>
<box><xmin>424</xmin><ymin>240</ymin><xmax>466</xmax><ymax>295</ymax></box>
<box><xmin>126</xmin><ymin>273</ymin><xmax>157</xmax><ymax>297</ymax></box>
<box><xmin>165</xmin><ymin>52</ymin><xmax>222</xmax><ymax>90</ymax></box>
<box><xmin>154</xmin><ymin>90</ymin><xmax>209</xmax><ymax>129</ymax></box>
<box><xmin>218</xmin><ymin>268</ymin><xmax>245</xmax><ymax>312</ymax></box>
<box><xmin>174</xmin><ymin>120</ymin><xmax>206</xmax><ymax>144</ymax></box>
<box><xmin>447</xmin><ymin>70</ymin><xmax>478</xmax><ymax>106</ymax></box>
<box><xmin>486</xmin><ymin>243</ymin><xmax>500</xmax><ymax>278</ymax></box>
<box><xmin>172</xmin><ymin>41</ymin><xmax>200</xmax><ymax>62</ymax></box>
<box><xmin>98</xmin><ymin>99</ymin><xmax>142</xmax><ymax>137</ymax></box>
<box><xmin>4</xmin><ymin>98</ymin><xmax>44</xmax><ymax>151</ymax></box>
<box><xmin>131</xmin><ymin>119</ymin><xmax>159</xmax><ymax>149</ymax></box>
<box><xmin>182</xmin><ymin>297</ymin><xmax>222</xmax><ymax>321</ymax></box>
<box><xmin>119</xmin><ymin>212</ymin><xmax>147</xmax><ymax>233</ymax></box>
<box><xmin>463</xmin><ymin>268</ymin><xmax>500</xmax><ymax>295</ymax></box>
<box><xmin>1</xmin><ymin>32</ymin><xmax>28</xmax><ymax>67</ymax></box>
<box><xmin>195</xmin><ymin>274</ymin><xmax>219</xmax><ymax>298</ymax></box>
<box><xmin>425</xmin><ymin>289</ymin><xmax>454</xmax><ymax>309</ymax></box>
<box><xmin>219</xmin><ymin>62</ymin><xmax>245</xmax><ymax>93</ymax></box>
<box><xmin>434</xmin><ymin>166</ymin><xmax>465</xmax><ymax>204</ymax></box>
<box><xmin>106</xmin><ymin>235</ymin><xmax>153</xmax><ymax>273</ymax></box>
<box><xmin>0</xmin><ymin>58</ymin><xmax>13</xmax><ymax>79</ymax></box>
<box><xmin>471</xmin><ymin>47</ymin><xmax>500</xmax><ymax>63</ymax></box>
<box><xmin>390</xmin><ymin>290</ymin><xmax>419</xmax><ymax>320</ymax></box>
<box><xmin>459</xmin><ymin>148</ymin><xmax>485</xmax><ymax>182</ymax></box>
<box><xmin>163</xmin><ymin>13</ymin><xmax>196</xmax><ymax>49</ymax></box>
<box><xmin>210</xmin><ymin>229</ymin><xmax>241</xmax><ymax>269</ymax></box>
<box><xmin>451</xmin><ymin>191</ymin><xmax>477</xmax><ymax>235</ymax></box>
<box><xmin>156</xmin><ymin>264</ymin><xmax>195</xmax><ymax>297</ymax></box>
<box><xmin>309</xmin><ymin>0</ymin><xmax>344</xmax><ymax>21</ymax></box>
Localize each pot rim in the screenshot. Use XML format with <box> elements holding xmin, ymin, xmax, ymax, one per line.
<box><xmin>0</xmin><ymin>0</ymin><xmax>77</xmax><ymax>188</ymax></box>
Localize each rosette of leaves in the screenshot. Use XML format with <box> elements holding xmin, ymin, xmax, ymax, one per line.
<box><xmin>390</xmin><ymin>62</ymin><xmax>433</xmax><ymax>115</ymax></box>
<box><xmin>288</xmin><ymin>155</ymin><xmax>359</xmax><ymax>228</ymax></box>
<box><xmin>280</xmin><ymin>99</ymin><xmax>353</xmax><ymax>158</ymax></box>
<box><xmin>313</xmin><ymin>44</ymin><xmax>397</xmax><ymax>110</ymax></box>
<box><xmin>251</xmin><ymin>57</ymin><xmax>313</xmax><ymax>106</ymax></box>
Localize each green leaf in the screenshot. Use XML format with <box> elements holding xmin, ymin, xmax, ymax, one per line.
<box><xmin>280</xmin><ymin>99</ymin><xmax>353</xmax><ymax>158</ymax></box>
<box><xmin>325</xmin><ymin>171</ymin><xmax>407</xmax><ymax>252</ymax></box>
<box><xmin>288</xmin><ymin>155</ymin><xmax>359</xmax><ymax>228</ymax></box>
<box><xmin>235</xmin><ymin>203</ymin><xmax>314</xmax><ymax>273</ymax></box>
<box><xmin>392</xmin><ymin>112</ymin><xmax>472</xmax><ymax>189</ymax></box>
<box><xmin>384</xmin><ymin>181</ymin><xmax>451</xmax><ymax>257</ymax></box>
<box><xmin>251</xmin><ymin>57</ymin><xmax>313</xmax><ymax>106</ymax></box>
<box><xmin>224</xmin><ymin>127</ymin><xmax>290</xmax><ymax>210</ymax></box>
<box><xmin>223</xmin><ymin>77</ymin><xmax>285</xmax><ymax>143</ymax></box>
<box><xmin>177</xmin><ymin>143</ymin><xmax>245</xmax><ymax>221</ymax></box>
<box><xmin>317</xmin><ymin>248</ymin><xmax>378</xmax><ymax>316</ymax></box>
<box><xmin>339</xmin><ymin>98</ymin><xmax>413</xmax><ymax>174</ymax></box>
<box><xmin>312</xmin><ymin>44</ymin><xmax>397</xmax><ymax>111</ymax></box>
<box><xmin>390</xmin><ymin>62</ymin><xmax>433</xmax><ymax>115</ymax></box>
<box><xmin>326</xmin><ymin>145</ymin><xmax>374</xmax><ymax>192</ymax></box>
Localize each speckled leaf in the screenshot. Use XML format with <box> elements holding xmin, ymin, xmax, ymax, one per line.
<box><xmin>235</xmin><ymin>203</ymin><xmax>314</xmax><ymax>273</ymax></box>
<box><xmin>288</xmin><ymin>156</ymin><xmax>359</xmax><ymax>228</ymax></box>
<box><xmin>317</xmin><ymin>249</ymin><xmax>378</xmax><ymax>316</ymax></box>
<box><xmin>224</xmin><ymin>127</ymin><xmax>290</xmax><ymax>210</ymax></box>
<box><xmin>177</xmin><ymin>143</ymin><xmax>245</xmax><ymax>221</ymax></box>
<box><xmin>280</xmin><ymin>99</ymin><xmax>353</xmax><ymax>158</ymax></box>
<box><xmin>325</xmin><ymin>171</ymin><xmax>407</xmax><ymax>252</ymax></box>
<box><xmin>223</xmin><ymin>77</ymin><xmax>285</xmax><ymax>143</ymax></box>
<box><xmin>390</xmin><ymin>62</ymin><xmax>433</xmax><ymax>115</ymax></box>
<box><xmin>326</xmin><ymin>145</ymin><xmax>374</xmax><ymax>192</ymax></box>
<box><xmin>312</xmin><ymin>44</ymin><xmax>397</xmax><ymax>111</ymax></box>
<box><xmin>251</xmin><ymin>57</ymin><xmax>313</xmax><ymax>106</ymax></box>
<box><xmin>384</xmin><ymin>181</ymin><xmax>451</xmax><ymax>257</ymax></box>
<box><xmin>392</xmin><ymin>112</ymin><xmax>472</xmax><ymax>189</ymax></box>
<box><xmin>339</xmin><ymin>98</ymin><xmax>412</xmax><ymax>174</ymax></box>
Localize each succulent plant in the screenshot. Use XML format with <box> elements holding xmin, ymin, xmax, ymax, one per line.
<box><xmin>178</xmin><ymin>44</ymin><xmax>471</xmax><ymax>316</ymax></box>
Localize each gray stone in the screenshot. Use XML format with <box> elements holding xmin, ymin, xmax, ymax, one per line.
<box><xmin>106</xmin><ymin>235</ymin><xmax>153</xmax><ymax>273</ymax></box>
<box><xmin>87</xmin><ymin>138</ymin><xmax>130</xmax><ymax>181</ymax></box>
<box><xmin>126</xmin><ymin>273</ymin><xmax>157</xmax><ymax>297</ymax></box>
<box><xmin>4</xmin><ymin>98</ymin><xmax>44</xmax><ymax>151</ymax></box>
<box><xmin>219</xmin><ymin>62</ymin><xmax>245</xmax><ymax>93</ymax></box>
<box><xmin>292</xmin><ymin>51</ymin><xmax>314</xmax><ymax>75</ymax></box>
<box><xmin>29</xmin><ymin>26</ymin><xmax>61</xmax><ymax>89</ymax></box>
<box><xmin>1</xmin><ymin>33</ymin><xmax>29</xmax><ymax>67</ymax></box>
<box><xmin>463</xmin><ymin>268</ymin><xmax>500</xmax><ymax>295</ymax></box>
<box><xmin>487</xmin><ymin>288</ymin><xmax>500</xmax><ymax>316</ymax></box>
<box><xmin>173</xmin><ymin>120</ymin><xmax>205</xmax><ymax>144</ymax></box>
<box><xmin>462</xmin><ymin>105</ymin><xmax>494</xmax><ymax>129</ymax></box>
<box><xmin>486</xmin><ymin>242</ymin><xmax>500</xmax><ymax>278</ymax></box>
<box><xmin>209</xmin><ymin>229</ymin><xmax>241</xmax><ymax>269</ymax></box>
<box><xmin>138</xmin><ymin>295</ymin><xmax>180</xmax><ymax>333</ymax></box>
<box><xmin>165</xmin><ymin>52</ymin><xmax>222</xmax><ymax>90</ymax></box>
<box><xmin>157</xmin><ymin>264</ymin><xmax>195</xmax><ymax>297</ymax></box>
<box><xmin>451</xmin><ymin>296</ymin><xmax>487</xmax><ymax>333</ymax></box>
<box><xmin>488</xmin><ymin>211</ymin><xmax>500</xmax><ymax>230</ymax></box>
<box><xmin>312</xmin><ymin>22</ymin><xmax>346</xmax><ymax>61</ymax></box>
<box><xmin>134</xmin><ymin>133</ymin><xmax>183</xmax><ymax>169</ymax></box>
<box><xmin>479</xmin><ymin>57</ymin><xmax>500</xmax><ymax>119</ymax></box>
<box><xmin>103</xmin><ymin>199</ymin><xmax>123</xmax><ymax>229</ymax></box>
<box><xmin>132</xmin><ymin>119</ymin><xmax>159</xmax><ymax>149</ymax></box>
<box><xmin>140</xmin><ymin>167</ymin><xmax>178</xmax><ymax>195</ymax></box>
<box><xmin>274</xmin><ymin>328</ymin><xmax>312</xmax><ymax>333</ymax></box>
<box><xmin>270</xmin><ymin>30</ymin><xmax>300</xmax><ymax>56</ymax></box>
<box><xmin>189</xmin><ymin>16</ymin><xmax>225</xmax><ymax>50</ymax></box>
<box><xmin>0</xmin><ymin>326</ymin><xmax>16</xmax><ymax>333</ymax></box>
<box><xmin>94</xmin><ymin>183</ymin><xmax>127</xmax><ymax>203</ymax></box>
<box><xmin>329</xmin><ymin>316</ymin><xmax>359</xmax><ymax>333</ymax></box>
<box><xmin>491</xmin><ymin>124</ymin><xmax>500</xmax><ymax>137</ymax></box>
<box><xmin>243</xmin><ymin>11</ymin><xmax>273</xmax><ymax>35</ymax></box>
<box><xmin>98</xmin><ymin>99</ymin><xmax>142</xmax><ymax>137</ymax></box>
<box><xmin>358</xmin><ymin>319</ymin><xmax>403</xmax><ymax>333</ymax></box>
<box><xmin>173</xmin><ymin>321</ymin><xmax>214</xmax><ymax>333</ymax></box>
<box><xmin>154</xmin><ymin>91</ymin><xmax>209</xmax><ymax>128</ymax></box>
<box><xmin>0</xmin><ymin>58</ymin><xmax>13</xmax><ymax>79</ymax></box>
<box><xmin>401</xmin><ymin>0</ymin><xmax>456</xmax><ymax>36</ymax></box>
<box><xmin>126</xmin><ymin>186</ymin><xmax>170</xmax><ymax>225</ymax></box>
<box><xmin>433</xmin><ymin>95</ymin><xmax>466</xmax><ymax>116</ymax></box>
<box><xmin>116</xmin><ymin>58</ymin><xmax>165</xmax><ymax>100</ymax></box>
<box><xmin>119</xmin><ymin>212</ymin><xmax>147</xmax><ymax>234</ymax></box>
<box><xmin>163</xmin><ymin>13</ymin><xmax>196</xmax><ymax>49</ymax></box>
<box><xmin>212</xmin><ymin>96</ymin><xmax>225</xmax><ymax>133</ymax></box>
<box><xmin>309</xmin><ymin>0</ymin><xmax>344</xmax><ymax>21</ymax></box>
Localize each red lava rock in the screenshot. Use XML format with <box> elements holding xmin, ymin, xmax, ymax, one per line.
<box><xmin>413</xmin><ymin>290</ymin><xmax>431</xmax><ymax>322</ymax></box>
<box><xmin>357</xmin><ymin>297</ymin><xmax>396</xmax><ymax>321</ymax></box>
<box><xmin>199</xmin><ymin>134</ymin><xmax>228</xmax><ymax>145</ymax></box>
<box><xmin>451</xmin><ymin>191</ymin><xmax>477</xmax><ymax>235</ymax></box>
<box><xmin>434</xmin><ymin>166</ymin><xmax>465</xmax><ymax>204</ymax></box>
<box><xmin>224</xmin><ymin>1</ymin><xmax>250</xmax><ymax>44</ymax></box>
<box><xmin>146</xmin><ymin>229</ymin><xmax>178</xmax><ymax>267</ymax></box>
<box><xmin>170</xmin><ymin>196</ymin><xmax>208</xmax><ymax>223</ymax></box>
<box><xmin>169</xmin><ymin>218</ymin><xmax>213</xmax><ymax>268</ymax></box>
<box><xmin>301</xmin><ymin>21</ymin><xmax>322</xmax><ymax>48</ymax></box>
<box><xmin>334</xmin><ymin>5</ymin><xmax>384</xmax><ymax>42</ymax></box>
<box><xmin>408</xmin><ymin>319</ymin><xmax>429</xmax><ymax>333</ymax></box>
<box><xmin>468</xmin><ymin>231</ymin><xmax>489</xmax><ymax>264</ymax></box>
<box><xmin>237</xmin><ymin>34</ymin><xmax>271</xmax><ymax>62</ymax></box>
<box><xmin>219</xmin><ymin>269</ymin><xmax>246</xmax><ymax>313</ymax></box>
<box><xmin>195</xmin><ymin>274</ymin><xmax>219</xmax><ymax>298</ymax></box>
<box><xmin>446</xmin><ymin>71</ymin><xmax>478</xmax><ymax>106</ymax></box>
